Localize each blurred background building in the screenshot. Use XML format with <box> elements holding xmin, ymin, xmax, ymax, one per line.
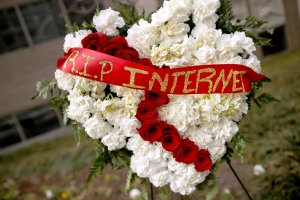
<box><xmin>0</xmin><ymin>0</ymin><xmax>299</xmax><ymax>150</ymax></box>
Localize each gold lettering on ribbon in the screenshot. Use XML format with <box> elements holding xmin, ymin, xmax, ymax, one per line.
<box><xmin>99</xmin><ymin>61</ymin><xmax>113</xmax><ymax>81</ymax></box>
<box><xmin>122</xmin><ymin>66</ymin><xmax>149</xmax><ymax>89</ymax></box>
<box><xmin>232</xmin><ymin>70</ymin><xmax>247</xmax><ymax>92</ymax></box>
<box><xmin>212</xmin><ymin>69</ymin><xmax>233</xmax><ymax>93</ymax></box>
<box><xmin>63</xmin><ymin>50</ymin><xmax>79</xmax><ymax>72</ymax></box>
<box><xmin>170</xmin><ymin>71</ymin><xmax>186</xmax><ymax>93</ymax></box>
<box><xmin>183</xmin><ymin>70</ymin><xmax>196</xmax><ymax>93</ymax></box>
<box><xmin>79</xmin><ymin>54</ymin><xmax>94</xmax><ymax>77</ymax></box>
<box><xmin>149</xmin><ymin>72</ymin><xmax>169</xmax><ymax>92</ymax></box>
<box><xmin>195</xmin><ymin>68</ymin><xmax>216</xmax><ymax>94</ymax></box>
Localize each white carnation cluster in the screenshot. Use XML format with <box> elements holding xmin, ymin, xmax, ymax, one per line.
<box><xmin>93</xmin><ymin>7</ymin><xmax>125</xmax><ymax>36</ymax></box>
<box><xmin>56</xmin><ymin>9</ymin><xmax>142</xmax><ymax>150</ymax></box>
<box><xmin>56</xmin><ymin>1</ymin><xmax>261</xmax><ymax>195</ymax></box>
<box><xmin>127</xmin><ymin>135</ymin><xmax>210</xmax><ymax>195</ymax></box>
<box><xmin>125</xmin><ymin>0</ymin><xmax>260</xmax><ymax>194</ymax></box>
<box><xmin>56</xmin><ymin>69</ymin><xmax>143</xmax><ymax>151</ymax></box>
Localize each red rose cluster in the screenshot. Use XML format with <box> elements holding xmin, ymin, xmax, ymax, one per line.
<box><xmin>136</xmin><ymin>91</ymin><xmax>213</xmax><ymax>172</ymax></box>
<box><xmin>81</xmin><ymin>32</ymin><xmax>213</xmax><ymax>172</ymax></box>
<box><xmin>81</xmin><ymin>32</ymin><xmax>155</xmax><ymax>67</ymax></box>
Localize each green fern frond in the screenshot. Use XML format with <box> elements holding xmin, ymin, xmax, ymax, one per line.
<box><xmin>112</xmin><ymin>0</ymin><xmax>147</xmax><ymax>26</ymax></box>
<box><xmin>32</xmin><ymin>79</ymin><xmax>57</xmax><ymax>100</ymax></box>
<box><xmin>255</xmin><ymin>93</ymin><xmax>280</xmax><ymax>108</ymax></box>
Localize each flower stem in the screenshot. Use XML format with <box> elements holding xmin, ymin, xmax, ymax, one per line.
<box><xmin>226</xmin><ymin>160</ymin><xmax>253</xmax><ymax>200</ymax></box>
<box><xmin>149</xmin><ymin>181</ymin><xmax>154</xmax><ymax>200</ymax></box>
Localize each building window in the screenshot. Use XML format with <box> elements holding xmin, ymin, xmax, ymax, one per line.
<box><xmin>0</xmin><ymin>117</ymin><xmax>21</xmax><ymax>148</ymax></box>
<box><xmin>0</xmin><ymin>7</ymin><xmax>28</xmax><ymax>54</ymax></box>
<box><xmin>0</xmin><ymin>0</ymin><xmax>99</xmax><ymax>55</ymax></box>
<box><xmin>20</xmin><ymin>0</ymin><xmax>65</xmax><ymax>44</ymax></box>
<box><xmin>0</xmin><ymin>105</ymin><xmax>62</xmax><ymax>149</ymax></box>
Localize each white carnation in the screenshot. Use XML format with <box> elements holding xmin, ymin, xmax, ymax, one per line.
<box><xmin>101</xmin><ymin>127</ymin><xmax>127</xmax><ymax>150</ymax></box>
<box><xmin>126</xmin><ymin>19</ymin><xmax>160</xmax><ymax>58</ymax></box>
<box><xmin>160</xmin><ymin>21</ymin><xmax>190</xmax><ymax>45</ymax></box>
<box><xmin>83</xmin><ymin>114</ymin><xmax>112</xmax><ymax>139</ymax></box>
<box><xmin>63</xmin><ymin>29</ymin><xmax>91</xmax><ymax>52</ymax></box>
<box><xmin>192</xmin><ymin>46</ymin><xmax>216</xmax><ymax>64</ymax></box>
<box><xmin>242</xmin><ymin>54</ymin><xmax>261</xmax><ymax>73</ymax></box>
<box><xmin>151</xmin><ymin>0</ymin><xmax>192</xmax><ymax>26</ymax></box>
<box><xmin>192</xmin><ymin>24</ymin><xmax>221</xmax><ymax>47</ymax></box>
<box><xmin>192</xmin><ymin>0</ymin><xmax>220</xmax><ymax>24</ymax></box>
<box><xmin>55</xmin><ymin>70</ymin><xmax>75</xmax><ymax>91</ymax></box>
<box><xmin>67</xmin><ymin>94</ymin><xmax>95</xmax><ymax>123</ymax></box>
<box><xmin>93</xmin><ymin>7</ymin><xmax>125</xmax><ymax>36</ymax></box>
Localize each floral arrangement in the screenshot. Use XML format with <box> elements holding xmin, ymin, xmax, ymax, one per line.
<box><xmin>34</xmin><ymin>0</ymin><xmax>275</xmax><ymax>197</ymax></box>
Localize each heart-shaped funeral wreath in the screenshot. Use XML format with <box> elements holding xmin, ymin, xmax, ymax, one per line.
<box><xmin>34</xmin><ymin>0</ymin><xmax>272</xmax><ymax>196</ymax></box>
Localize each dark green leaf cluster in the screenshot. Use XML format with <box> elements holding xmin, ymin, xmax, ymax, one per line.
<box><xmin>112</xmin><ymin>0</ymin><xmax>148</xmax><ymax>26</ymax></box>
<box><xmin>87</xmin><ymin>142</ymin><xmax>132</xmax><ymax>183</ymax></box>
<box><xmin>217</xmin><ymin>0</ymin><xmax>271</xmax><ymax>47</ymax></box>
<box><xmin>247</xmin><ymin>78</ymin><xmax>279</xmax><ymax>109</ymax></box>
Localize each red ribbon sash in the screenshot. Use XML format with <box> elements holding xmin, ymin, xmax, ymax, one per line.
<box><xmin>57</xmin><ymin>48</ymin><xmax>265</xmax><ymax>94</ymax></box>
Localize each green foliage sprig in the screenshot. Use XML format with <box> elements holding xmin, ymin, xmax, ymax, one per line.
<box><xmin>87</xmin><ymin>141</ymin><xmax>132</xmax><ymax>183</ymax></box>
<box><xmin>112</xmin><ymin>0</ymin><xmax>151</xmax><ymax>36</ymax></box>
<box><xmin>247</xmin><ymin>78</ymin><xmax>279</xmax><ymax>109</ymax></box>
<box><xmin>32</xmin><ymin>79</ymin><xmax>57</xmax><ymax>100</ymax></box>
<box><xmin>112</xmin><ymin>0</ymin><xmax>148</xmax><ymax>26</ymax></box>
<box><xmin>217</xmin><ymin>0</ymin><xmax>271</xmax><ymax>47</ymax></box>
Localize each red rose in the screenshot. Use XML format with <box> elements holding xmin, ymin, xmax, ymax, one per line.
<box><xmin>137</xmin><ymin>119</ymin><xmax>167</xmax><ymax>143</ymax></box>
<box><xmin>114</xmin><ymin>48</ymin><xmax>139</xmax><ymax>61</ymax></box>
<box><xmin>145</xmin><ymin>91</ymin><xmax>169</xmax><ymax>107</ymax></box>
<box><xmin>104</xmin><ymin>36</ymin><xmax>129</xmax><ymax>55</ymax></box>
<box><xmin>173</xmin><ymin>139</ymin><xmax>199</xmax><ymax>164</ymax></box>
<box><xmin>161</xmin><ymin>125</ymin><xmax>181</xmax><ymax>152</ymax></box>
<box><xmin>109</xmin><ymin>36</ymin><xmax>129</xmax><ymax>48</ymax></box>
<box><xmin>137</xmin><ymin>58</ymin><xmax>155</xmax><ymax>68</ymax></box>
<box><xmin>194</xmin><ymin>149</ymin><xmax>213</xmax><ymax>172</ymax></box>
<box><xmin>135</xmin><ymin>100</ymin><xmax>158</xmax><ymax>123</ymax></box>
<box><xmin>81</xmin><ymin>32</ymin><xmax>108</xmax><ymax>52</ymax></box>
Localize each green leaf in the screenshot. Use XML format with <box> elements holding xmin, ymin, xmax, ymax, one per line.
<box><xmin>255</xmin><ymin>93</ymin><xmax>280</xmax><ymax>108</ymax></box>
<box><xmin>244</xmin><ymin>16</ymin><xmax>267</xmax><ymax>29</ymax></box>
<box><xmin>205</xmin><ymin>184</ymin><xmax>218</xmax><ymax>200</ymax></box>
<box><xmin>247</xmin><ymin>77</ymin><xmax>278</xmax><ymax>109</ymax></box>
<box><xmin>141</xmin><ymin>179</ymin><xmax>149</xmax><ymax>200</ymax></box>
<box><xmin>66</xmin><ymin>22</ymin><xmax>79</xmax><ymax>34</ymax></box>
<box><xmin>112</xmin><ymin>0</ymin><xmax>147</xmax><ymax>27</ymax></box>
<box><xmin>230</xmin><ymin>134</ymin><xmax>246</xmax><ymax>162</ymax></box>
<box><xmin>217</xmin><ymin>0</ymin><xmax>271</xmax><ymax>47</ymax></box>
<box><xmin>32</xmin><ymin>79</ymin><xmax>57</xmax><ymax>100</ymax></box>
<box><xmin>72</xmin><ymin>121</ymin><xmax>85</xmax><ymax>146</ymax></box>
<box><xmin>221</xmin><ymin>146</ymin><xmax>234</xmax><ymax>164</ymax></box>
<box><xmin>126</xmin><ymin>170</ymin><xmax>135</xmax><ymax>193</ymax></box>
<box><xmin>81</xmin><ymin>21</ymin><xmax>96</xmax><ymax>31</ymax></box>
<box><xmin>87</xmin><ymin>142</ymin><xmax>109</xmax><ymax>183</ymax></box>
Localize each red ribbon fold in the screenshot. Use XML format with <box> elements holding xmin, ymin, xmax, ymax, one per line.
<box><xmin>57</xmin><ymin>48</ymin><xmax>265</xmax><ymax>94</ymax></box>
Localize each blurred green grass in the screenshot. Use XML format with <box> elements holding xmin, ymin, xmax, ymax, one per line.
<box><xmin>0</xmin><ymin>49</ymin><xmax>299</xmax><ymax>199</ymax></box>
<box><xmin>0</xmin><ymin>135</ymin><xmax>93</xmax><ymax>180</ymax></box>
<box><xmin>240</xmin><ymin>48</ymin><xmax>300</xmax><ymax>199</ymax></box>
